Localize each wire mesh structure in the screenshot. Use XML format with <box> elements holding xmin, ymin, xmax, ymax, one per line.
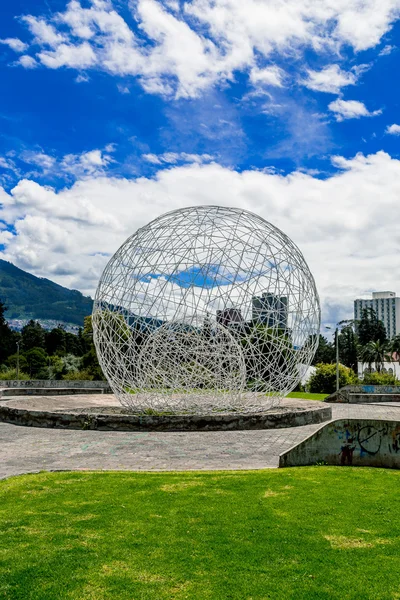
<box><xmin>93</xmin><ymin>206</ymin><xmax>320</xmax><ymax>413</ymax></box>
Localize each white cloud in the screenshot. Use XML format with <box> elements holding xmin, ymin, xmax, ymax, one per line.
<box><xmin>142</xmin><ymin>154</ymin><xmax>162</xmax><ymax>164</ymax></box>
<box><xmin>61</xmin><ymin>149</ymin><xmax>114</xmax><ymax>176</ymax></box>
<box><xmin>142</xmin><ymin>152</ymin><xmax>214</xmax><ymax>164</ymax></box>
<box><xmin>303</xmin><ymin>65</ymin><xmax>357</xmax><ymax>94</ymax></box>
<box><xmin>379</xmin><ymin>44</ymin><xmax>395</xmax><ymax>55</ymax></box>
<box><xmin>0</xmin><ymin>38</ymin><xmax>28</xmax><ymax>53</ymax></box>
<box><xmin>17</xmin><ymin>55</ymin><xmax>38</xmax><ymax>69</ymax></box>
<box><xmin>117</xmin><ymin>83</ymin><xmax>130</xmax><ymax>94</ymax></box>
<box><xmin>1</xmin><ymin>151</ymin><xmax>400</xmax><ymax>325</ymax></box>
<box><xmin>22</xmin><ymin>15</ymin><xmax>65</xmax><ymax>46</ymax></box>
<box><xmin>13</xmin><ymin>0</ymin><xmax>400</xmax><ymax>98</ymax></box>
<box><xmin>0</xmin><ymin>146</ymin><xmax>116</xmax><ymax>182</ymax></box>
<box><xmin>21</xmin><ymin>151</ymin><xmax>56</xmax><ymax>171</ymax></box>
<box><xmin>76</xmin><ymin>73</ymin><xmax>90</xmax><ymax>83</ymax></box>
<box><xmin>0</xmin><ymin>230</ymin><xmax>14</xmax><ymax>244</ymax></box>
<box><xmin>249</xmin><ymin>66</ymin><xmax>285</xmax><ymax>88</ymax></box>
<box><xmin>38</xmin><ymin>42</ymin><xmax>97</xmax><ymax>69</ymax></box>
<box><xmin>328</xmin><ymin>99</ymin><xmax>382</xmax><ymax>121</ymax></box>
<box><xmin>386</xmin><ymin>123</ymin><xmax>400</xmax><ymax>135</ymax></box>
<box><xmin>0</xmin><ymin>157</ymin><xmax>17</xmax><ymax>171</ymax></box>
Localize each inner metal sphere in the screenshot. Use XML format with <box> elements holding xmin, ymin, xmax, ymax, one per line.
<box><xmin>93</xmin><ymin>205</ymin><xmax>320</xmax><ymax>413</ymax></box>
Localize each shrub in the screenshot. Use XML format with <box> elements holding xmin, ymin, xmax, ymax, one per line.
<box><xmin>362</xmin><ymin>371</ymin><xmax>399</xmax><ymax>385</ymax></box>
<box><xmin>62</xmin><ymin>369</ymin><xmax>94</xmax><ymax>381</ymax></box>
<box><xmin>308</xmin><ymin>363</ymin><xmax>357</xmax><ymax>394</ymax></box>
<box><xmin>0</xmin><ymin>368</ymin><xmax>30</xmax><ymax>380</ymax></box>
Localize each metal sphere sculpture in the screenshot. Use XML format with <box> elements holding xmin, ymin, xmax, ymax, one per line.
<box><xmin>93</xmin><ymin>206</ymin><xmax>320</xmax><ymax>413</ymax></box>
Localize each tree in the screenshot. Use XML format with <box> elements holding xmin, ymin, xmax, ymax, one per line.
<box><xmin>338</xmin><ymin>325</ymin><xmax>358</xmax><ymax>372</ymax></box>
<box><xmin>0</xmin><ymin>300</ymin><xmax>19</xmax><ymax>364</ymax></box>
<box><xmin>45</xmin><ymin>327</ymin><xmax>66</xmax><ymax>355</ymax></box>
<box><xmin>21</xmin><ymin>320</ymin><xmax>45</xmax><ymax>351</ymax></box>
<box><xmin>391</xmin><ymin>335</ymin><xmax>400</xmax><ymax>363</ymax></box>
<box><xmin>308</xmin><ymin>363</ymin><xmax>357</xmax><ymax>394</ymax></box>
<box><xmin>23</xmin><ymin>347</ymin><xmax>49</xmax><ymax>378</ymax></box>
<box><xmin>6</xmin><ymin>352</ymin><xmax>28</xmax><ymax>372</ymax></box>
<box><xmin>61</xmin><ymin>354</ymin><xmax>82</xmax><ymax>375</ymax></box>
<box><xmin>359</xmin><ymin>340</ymin><xmax>392</xmax><ymax>373</ymax></box>
<box><xmin>65</xmin><ymin>331</ymin><xmax>84</xmax><ymax>356</ymax></box>
<box><xmin>357</xmin><ymin>308</ymin><xmax>387</xmax><ymax>346</ymax></box>
<box><xmin>240</xmin><ymin>324</ymin><xmax>295</xmax><ymax>390</ymax></box>
<box><xmin>80</xmin><ymin>315</ymin><xmax>105</xmax><ymax>380</ymax></box>
<box><xmin>310</xmin><ymin>334</ymin><xmax>335</xmax><ymax>365</ymax></box>
<box><xmin>81</xmin><ymin>346</ymin><xmax>105</xmax><ymax>380</ymax></box>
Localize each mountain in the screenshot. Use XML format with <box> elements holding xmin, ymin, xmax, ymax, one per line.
<box><xmin>0</xmin><ymin>260</ymin><xmax>93</xmax><ymax>327</ymax></box>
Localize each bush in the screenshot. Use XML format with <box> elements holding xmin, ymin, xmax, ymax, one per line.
<box><xmin>0</xmin><ymin>368</ymin><xmax>30</xmax><ymax>380</ymax></box>
<box><xmin>362</xmin><ymin>371</ymin><xmax>399</xmax><ymax>385</ymax></box>
<box><xmin>62</xmin><ymin>369</ymin><xmax>94</xmax><ymax>381</ymax></box>
<box><xmin>308</xmin><ymin>363</ymin><xmax>357</xmax><ymax>394</ymax></box>
<box><xmin>61</xmin><ymin>354</ymin><xmax>82</xmax><ymax>374</ymax></box>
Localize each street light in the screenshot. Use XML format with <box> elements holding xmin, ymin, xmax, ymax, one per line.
<box><xmin>325</xmin><ymin>325</ymin><xmax>339</xmax><ymax>393</ymax></box>
<box><xmin>16</xmin><ymin>341</ymin><xmax>20</xmax><ymax>381</ymax></box>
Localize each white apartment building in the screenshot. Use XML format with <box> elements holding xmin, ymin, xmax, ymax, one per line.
<box><xmin>354</xmin><ymin>291</ymin><xmax>400</xmax><ymax>339</ymax></box>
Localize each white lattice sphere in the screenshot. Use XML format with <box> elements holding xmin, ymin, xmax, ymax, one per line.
<box><xmin>93</xmin><ymin>206</ymin><xmax>320</xmax><ymax>413</ymax></box>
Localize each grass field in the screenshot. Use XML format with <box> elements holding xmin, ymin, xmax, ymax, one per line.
<box><xmin>286</xmin><ymin>392</ymin><xmax>329</xmax><ymax>401</ymax></box>
<box><xmin>1</xmin><ymin>468</ymin><xmax>400</xmax><ymax>599</ymax></box>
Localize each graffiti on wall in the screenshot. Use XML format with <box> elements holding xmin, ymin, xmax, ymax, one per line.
<box><xmin>279</xmin><ymin>419</ymin><xmax>400</xmax><ymax>469</ymax></box>
<box><xmin>2</xmin><ymin>380</ymin><xmax>110</xmax><ymax>389</ymax></box>
<box><xmin>335</xmin><ymin>421</ymin><xmax>400</xmax><ymax>464</ymax></box>
<box><xmin>361</xmin><ymin>385</ymin><xmax>400</xmax><ymax>395</ymax></box>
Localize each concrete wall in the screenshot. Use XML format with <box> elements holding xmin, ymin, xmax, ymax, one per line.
<box><xmin>1</xmin><ymin>380</ymin><xmax>110</xmax><ymax>389</ymax></box>
<box><xmin>279</xmin><ymin>419</ymin><xmax>400</xmax><ymax>468</ymax></box>
<box><xmin>358</xmin><ymin>361</ymin><xmax>400</xmax><ymax>379</ymax></box>
<box><xmin>0</xmin><ymin>401</ymin><xmax>331</xmax><ymax>431</ymax></box>
<box><xmin>325</xmin><ymin>384</ymin><xmax>400</xmax><ymax>403</ymax></box>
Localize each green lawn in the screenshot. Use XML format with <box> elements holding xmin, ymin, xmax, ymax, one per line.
<box><xmin>287</xmin><ymin>392</ymin><xmax>329</xmax><ymax>401</ymax></box>
<box><xmin>1</xmin><ymin>469</ymin><xmax>400</xmax><ymax>599</ymax></box>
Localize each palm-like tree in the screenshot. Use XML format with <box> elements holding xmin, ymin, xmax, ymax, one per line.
<box><xmin>390</xmin><ymin>335</ymin><xmax>400</xmax><ymax>363</ymax></box>
<box><xmin>359</xmin><ymin>340</ymin><xmax>392</xmax><ymax>373</ymax></box>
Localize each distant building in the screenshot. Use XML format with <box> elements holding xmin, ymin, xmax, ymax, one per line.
<box><xmin>357</xmin><ymin>360</ymin><xmax>400</xmax><ymax>379</ymax></box>
<box><xmin>216</xmin><ymin>307</ymin><xmax>244</xmax><ymax>327</ymax></box>
<box><xmin>354</xmin><ymin>291</ymin><xmax>400</xmax><ymax>339</ymax></box>
<box><xmin>252</xmin><ymin>293</ymin><xmax>288</xmax><ymax>329</ymax></box>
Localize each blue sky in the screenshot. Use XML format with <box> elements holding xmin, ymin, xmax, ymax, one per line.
<box><xmin>0</xmin><ymin>0</ymin><xmax>400</xmax><ymax>327</ymax></box>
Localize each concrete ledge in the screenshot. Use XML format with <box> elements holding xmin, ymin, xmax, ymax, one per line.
<box><xmin>1</xmin><ymin>380</ymin><xmax>110</xmax><ymax>389</ymax></box>
<box><xmin>0</xmin><ymin>388</ymin><xmax>109</xmax><ymax>398</ymax></box>
<box><xmin>0</xmin><ymin>402</ymin><xmax>331</xmax><ymax>432</ymax></box>
<box><xmin>279</xmin><ymin>418</ymin><xmax>400</xmax><ymax>469</ymax></box>
<box><xmin>326</xmin><ymin>385</ymin><xmax>400</xmax><ymax>403</ymax></box>
<box><xmin>348</xmin><ymin>393</ymin><xmax>400</xmax><ymax>404</ymax></box>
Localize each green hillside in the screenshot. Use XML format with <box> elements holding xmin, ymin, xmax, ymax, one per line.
<box><xmin>0</xmin><ymin>260</ymin><xmax>93</xmax><ymax>326</ymax></box>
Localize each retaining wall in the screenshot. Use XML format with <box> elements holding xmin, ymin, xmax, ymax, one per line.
<box><xmin>279</xmin><ymin>419</ymin><xmax>400</xmax><ymax>468</ymax></box>
<box><xmin>325</xmin><ymin>385</ymin><xmax>400</xmax><ymax>403</ymax></box>
<box><xmin>0</xmin><ymin>403</ymin><xmax>331</xmax><ymax>432</ymax></box>
<box><xmin>1</xmin><ymin>380</ymin><xmax>110</xmax><ymax>390</ymax></box>
<box><xmin>0</xmin><ymin>388</ymin><xmax>108</xmax><ymax>398</ymax></box>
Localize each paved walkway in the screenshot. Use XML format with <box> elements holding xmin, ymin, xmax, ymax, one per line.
<box><xmin>1</xmin><ymin>400</ymin><xmax>400</xmax><ymax>479</ymax></box>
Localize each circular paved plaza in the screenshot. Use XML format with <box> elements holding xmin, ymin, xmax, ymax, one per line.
<box><xmin>2</xmin><ymin>394</ymin><xmax>400</xmax><ymax>478</ymax></box>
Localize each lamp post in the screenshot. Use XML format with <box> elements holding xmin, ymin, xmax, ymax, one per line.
<box><xmin>16</xmin><ymin>341</ymin><xmax>20</xmax><ymax>381</ymax></box>
<box><xmin>326</xmin><ymin>325</ymin><xmax>339</xmax><ymax>392</ymax></box>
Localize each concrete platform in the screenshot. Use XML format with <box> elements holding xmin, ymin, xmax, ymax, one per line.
<box><xmin>0</xmin><ymin>394</ymin><xmax>331</xmax><ymax>431</ymax></box>
<box><xmin>1</xmin><ymin>402</ymin><xmax>400</xmax><ymax>478</ymax></box>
